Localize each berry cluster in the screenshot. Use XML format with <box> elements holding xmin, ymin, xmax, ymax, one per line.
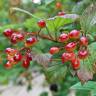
<box><xmin>5</xmin><ymin>47</ymin><xmax>32</xmax><ymax>69</ymax></box>
<box><xmin>3</xmin><ymin>20</ymin><xmax>46</xmax><ymax>69</ymax></box>
<box><xmin>3</xmin><ymin>28</ymin><xmax>38</xmax><ymax>46</ymax></box>
<box><xmin>3</xmin><ymin>20</ymin><xmax>89</xmax><ymax>71</ymax></box>
<box><xmin>49</xmin><ymin>30</ymin><xmax>89</xmax><ymax>70</ymax></box>
<box><xmin>3</xmin><ymin>29</ymin><xmax>37</xmax><ymax>69</ymax></box>
<box><xmin>4</xmin><ymin>29</ymin><xmax>24</xmax><ymax>44</ymax></box>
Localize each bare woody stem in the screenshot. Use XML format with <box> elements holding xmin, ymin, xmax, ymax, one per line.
<box><xmin>26</xmin><ymin>32</ymin><xmax>58</xmax><ymax>42</ymax></box>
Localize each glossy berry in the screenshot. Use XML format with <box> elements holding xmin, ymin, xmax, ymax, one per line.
<box><xmin>56</xmin><ymin>2</ymin><xmax>62</xmax><ymax>9</ymax></box>
<box><xmin>17</xmin><ymin>33</ymin><xmax>24</xmax><ymax>41</ymax></box>
<box><xmin>7</xmin><ymin>57</ymin><xmax>17</xmax><ymax>65</ymax></box>
<box><xmin>25</xmin><ymin>37</ymin><xmax>37</xmax><ymax>47</ymax></box>
<box><xmin>62</xmin><ymin>52</ymin><xmax>75</xmax><ymax>63</ymax></box>
<box><xmin>37</xmin><ymin>20</ymin><xmax>46</xmax><ymax>28</ymax></box>
<box><xmin>58</xmin><ymin>11</ymin><xmax>65</xmax><ymax>16</ymax></box>
<box><xmin>14</xmin><ymin>53</ymin><xmax>22</xmax><ymax>62</ymax></box>
<box><xmin>78</xmin><ymin>50</ymin><xmax>89</xmax><ymax>59</ymax></box>
<box><xmin>49</xmin><ymin>47</ymin><xmax>59</xmax><ymax>54</ymax></box>
<box><xmin>7</xmin><ymin>55</ymin><xmax>14</xmax><ymax>61</ymax></box>
<box><xmin>22</xmin><ymin>59</ymin><xmax>30</xmax><ymax>69</ymax></box>
<box><xmin>69</xmin><ymin>30</ymin><xmax>80</xmax><ymax>39</ymax></box>
<box><xmin>11</xmin><ymin>35</ymin><xmax>17</xmax><ymax>44</ymax></box>
<box><xmin>59</xmin><ymin>33</ymin><xmax>69</xmax><ymax>42</ymax></box>
<box><xmin>80</xmin><ymin>36</ymin><xmax>88</xmax><ymax>46</ymax></box>
<box><xmin>3</xmin><ymin>29</ymin><xmax>13</xmax><ymax>37</ymax></box>
<box><xmin>5</xmin><ymin>48</ymin><xmax>17</xmax><ymax>56</ymax></box>
<box><xmin>5</xmin><ymin>48</ymin><xmax>13</xmax><ymax>54</ymax></box>
<box><xmin>71</xmin><ymin>58</ymin><xmax>80</xmax><ymax>70</ymax></box>
<box><xmin>26</xmin><ymin>52</ymin><xmax>32</xmax><ymax>61</ymax></box>
<box><xmin>4</xmin><ymin>61</ymin><xmax>12</xmax><ymax>69</ymax></box>
<box><xmin>65</xmin><ymin>42</ymin><xmax>77</xmax><ymax>52</ymax></box>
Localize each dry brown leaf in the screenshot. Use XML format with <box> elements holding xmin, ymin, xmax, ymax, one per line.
<box><xmin>31</xmin><ymin>52</ymin><xmax>52</xmax><ymax>68</ymax></box>
<box><xmin>77</xmin><ymin>67</ymin><xmax>93</xmax><ymax>84</ymax></box>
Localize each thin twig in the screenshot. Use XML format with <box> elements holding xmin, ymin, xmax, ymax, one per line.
<box><xmin>26</xmin><ymin>32</ymin><xmax>58</xmax><ymax>42</ymax></box>
<box><xmin>11</xmin><ymin>7</ymin><xmax>41</xmax><ymax>20</ymax></box>
<box><xmin>46</xmin><ymin>26</ymin><xmax>54</xmax><ymax>40</ymax></box>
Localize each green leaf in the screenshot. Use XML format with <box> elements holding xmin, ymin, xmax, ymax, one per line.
<box><xmin>46</xmin><ymin>16</ymin><xmax>75</xmax><ymax>32</ymax></box>
<box><xmin>72</xmin><ymin>0</ymin><xmax>91</xmax><ymax>15</ymax></box>
<box><xmin>70</xmin><ymin>81</ymin><xmax>96</xmax><ymax>91</ymax></box>
<box><xmin>46</xmin><ymin>64</ymin><xmax>67</xmax><ymax>82</ymax></box>
<box><xmin>80</xmin><ymin>3</ymin><xmax>96</xmax><ymax>34</ymax></box>
<box><xmin>88</xmin><ymin>42</ymin><xmax>96</xmax><ymax>50</ymax></box>
<box><xmin>79</xmin><ymin>42</ymin><xmax>96</xmax><ymax>74</ymax></box>
<box><xmin>70</xmin><ymin>81</ymin><xmax>96</xmax><ymax>96</ymax></box>
<box><xmin>87</xmin><ymin>42</ymin><xmax>96</xmax><ymax>71</ymax></box>
<box><xmin>40</xmin><ymin>92</ymin><xmax>48</xmax><ymax>96</ymax></box>
<box><xmin>24</xmin><ymin>18</ymin><xmax>39</xmax><ymax>32</ymax></box>
<box><xmin>75</xmin><ymin>42</ymin><xmax>96</xmax><ymax>83</ymax></box>
<box><xmin>46</xmin><ymin>15</ymin><xmax>77</xmax><ymax>38</ymax></box>
<box><xmin>0</xmin><ymin>24</ymin><xmax>22</xmax><ymax>33</ymax></box>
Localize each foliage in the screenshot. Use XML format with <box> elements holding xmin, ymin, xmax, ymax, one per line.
<box><xmin>0</xmin><ymin>0</ymin><xmax>96</xmax><ymax>96</ymax></box>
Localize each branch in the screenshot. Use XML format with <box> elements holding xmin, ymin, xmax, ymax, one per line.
<box><xmin>11</xmin><ymin>7</ymin><xmax>41</xmax><ymax>20</ymax></box>
<box><xmin>26</xmin><ymin>32</ymin><xmax>58</xmax><ymax>42</ymax></box>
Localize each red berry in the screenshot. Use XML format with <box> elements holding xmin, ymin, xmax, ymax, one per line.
<box><xmin>26</xmin><ymin>52</ymin><xmax>32</xmax><ymax>61</ymax></box>
<box><xmin>59</xmin><ymin>33</ymin><xmax>69</xmax><ymax>42</ymax></box>
<box><xmin>7</xmin><ymin>54</ymin><xmax>14</xmax><ymax>61</ymax></box>
<box><xmin>25</xmin><ymin>37</ymin><xmax>37</xmax><ymax>47</ymax></box>
<box><xmin>5</xmin><ymin>48</ymin><xmax>12</xmax><ymax>53</ymax></box>
<box><xmin>78</xmin><ymin>50</ymin><xmax>89</xmax><ymax>59</ymax></box>
<box><xmin>49</xmin><ymin>47</ymin><xmax>59</xmax><ymax>54</ymax></box>
<box><xmin>11</xmin><ymin>33</ymin><xmax>19</xmax><ymax>37</ymax></box>
<box><xmin>14</xmin><ymin>53</ymin><xmax>22</xmax><ymax>62</ymax></box>
<box><xmin>69</xmin><ymin>30</ymin><xmax>80</xmax><ymax>39</ymax></box>
<box><xmin>65</xmin><ymin>42</ymin><xmax>77</xmax><ymax>52</ymax></box>
<box><xmin>80</xmin><ymin>36</ymin><xmax>88</xmax><ymax>46</ymax></box>
<box><xmin>56</xmin><ymin>2</ymin><xmax>62</xmax><ymax>9</ymax></box>
<box><xmin>62</xmin><ymin>52</ymin><xmax>75</xmax><ymax>63</ymax></box>
<box><xmin>37</xmin><ymin>20</ymin><xmax>46</xmax><ymax>28</ymax></box>
<box><xmin>58</xmin><ymin>11</ymin><xmax>65</xmax><ymax>16</ymax></box>
<box><xmin>4</xmin><ymin>61</ymin><xmax>12</xmax><ymax>69</ymax></box>
<box><xmin>5</xmin><ymin>48</ymin><xmax>17</xmax><ymax>56</ymax></box>
<box><xmin>71</xmin><ymin>58</ymin><xmax>80</xmax><ymax>70</ymax></box>
<box><xmin>17</xmin><ymin>33</ymin><xmax>24</xmax><ymax>41</ymax></box>
<box><xmin>7</xmin><ymin>56</ymin><xmax>17</xmax><ymax>65</ymax></box>
<box><xmin>22</xmin><ymin>59</ymin><xmax>30</xmax><ymax>69</ymax></box>
<box><xmin>10</xmin><ymin>33</ymin><xmax>24</xmax><ymax>44</ymax></box>
<box><xmin>3</xmin><ymin>29</ymin><xmax>13</xmax><ymax>37</ymax></box>
<box><xmin>11</xmin><ymin>35</ymin><xmax>17</xmax><ymax>44</ymax></box>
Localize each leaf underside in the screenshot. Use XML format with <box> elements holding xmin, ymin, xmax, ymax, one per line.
<box><xmin>80</xmin><ymin>3</ymin><xmax>96</xmax><ymax>34</ymax></box>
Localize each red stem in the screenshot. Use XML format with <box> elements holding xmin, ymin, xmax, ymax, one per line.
<box><xmin>26</xmin><ymin>32</ymin><xmax>58</xmax><ymax>42</ymax></box>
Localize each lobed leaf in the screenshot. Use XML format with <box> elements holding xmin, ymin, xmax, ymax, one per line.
<box><xmin>80</xmin><ymin>3</ymin><xmax>96</xmax><ymax>34</ymax></box>
<box><xmin>45</xmin><ymin>63</ymin><xmax>67</xmax><ymax>82</ymax></box>
<box><xmin>47</xmin><ymin>14</ymin><xmax>79</xmax><ymax>32</ymax></box>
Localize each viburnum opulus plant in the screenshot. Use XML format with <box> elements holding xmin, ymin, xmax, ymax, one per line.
<box><xmin>1</xmin><ymin>1</ymin><xmax>96</xmax><ymax>84</ymax></box>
